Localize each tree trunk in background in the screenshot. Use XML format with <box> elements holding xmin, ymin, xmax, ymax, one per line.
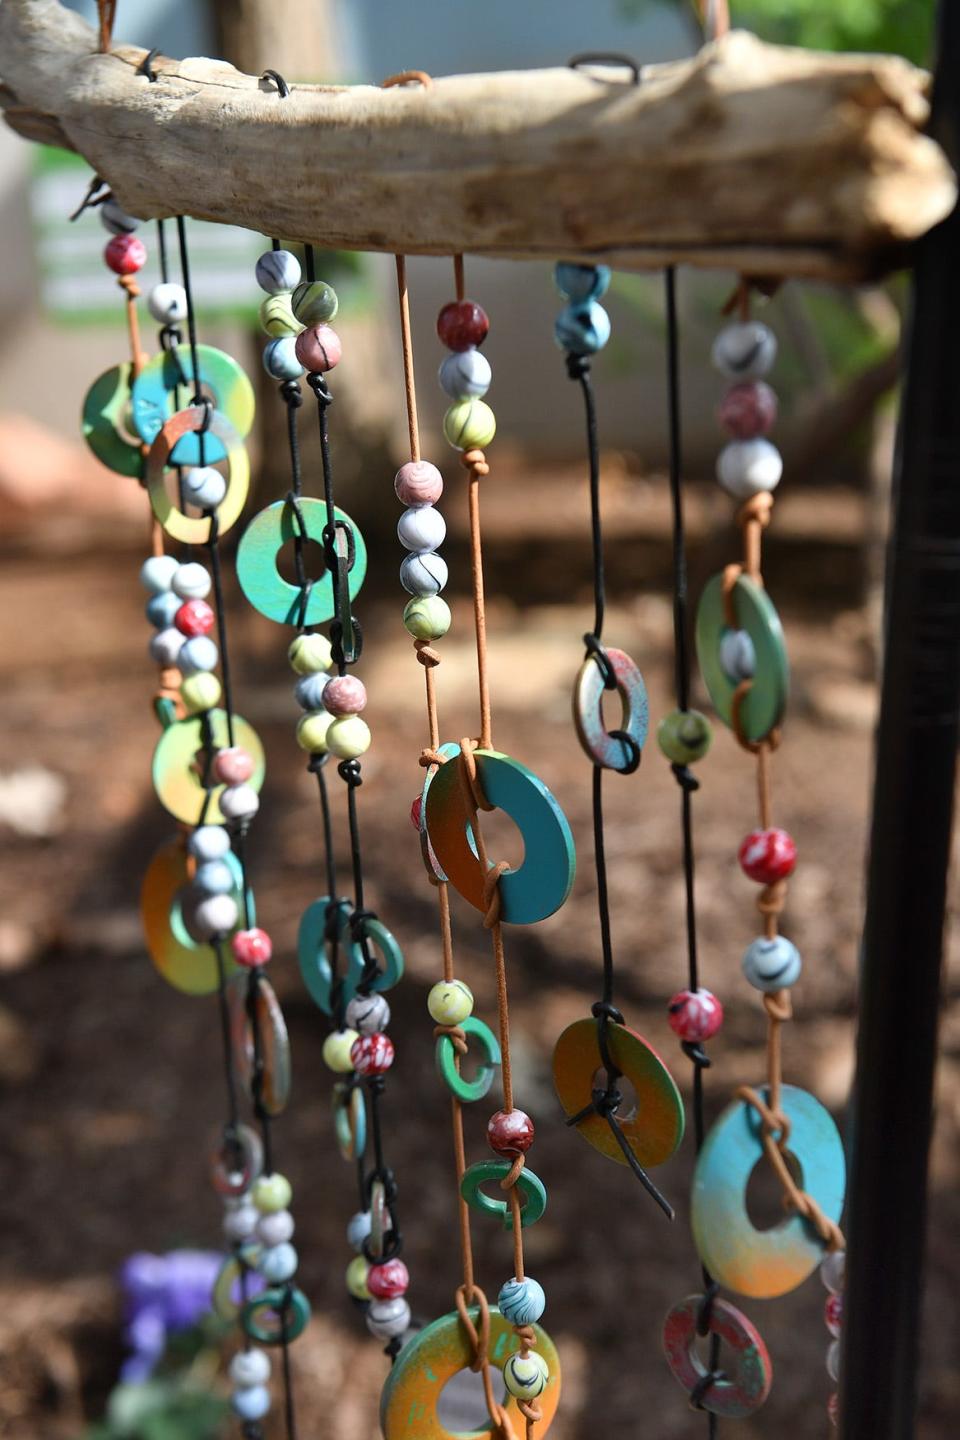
<box><xmin>214</xmin><ymin>0</ymin><xmax>345</xmax><ymax>82</ymax></box>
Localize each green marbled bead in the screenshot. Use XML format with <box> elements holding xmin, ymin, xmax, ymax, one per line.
<box><xmin>403</xmin><ymin>595</ymin><xmax>451</xmax><ymax>641</ymax></box>
<box><xmin>657</xmin><ymin>708</ymin><xmax>713</xmax><ymax>764</ymax></box>
<box><xmin>259</xmin><ymin>293</ymin><xmax>302</xmax><ymax>338</ymax></box>
<box><xmin>292</xmin><ymin>279</ymin><xmax>339</xmax><ymax>326</ymax></box>
<box><xmin>443</xmin><ymin>398</ymin><xmax>496</xmax><ymax>451</ymax></box>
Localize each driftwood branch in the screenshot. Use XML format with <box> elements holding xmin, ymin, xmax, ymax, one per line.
<box><xmin>0</xmin><ymin>0</ymin><xmax>954</xmax><ymax>281</ymax></box>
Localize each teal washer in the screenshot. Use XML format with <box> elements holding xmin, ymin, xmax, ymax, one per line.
<box><xmin>332</xmin><ymin>1081</ymin><xmax>367</xmax><ymax>1161</ymax></box>
<box><xmin>418</xmin><ymin>740</ymin><xmax>459</xmax><ymax>882</ymax></box>
<box><xmin>691</xmin><ymin>1083</ymin><xmax>846</xmax><ymax>1299</ymax></box>
<box><xmin>242</xmin><ymin>1286</ymin><xmax>311</xmax><ymax>1345</ymax></box>
<box><xmin>298</xmin><ymin>897</ymin><xmax>403</xmax><ymax>1014</ymax></box>
<box><xmin>695</xmin><ymin>572</ymin><xmax>789</xmax><ymax>743</ymax></box>
<box><xmin>435</xmin><ymin>1015</ymin><xmax>501</xmax><ymax>1103</ymax></box>
<box><xmin>131</xmin><ymin>343</ymin><xmax>255</xmax><ymax>465</ymax></box>
<box><xmin>460</xmin><ymin>1160</ymin><xmax>547</xmax><ymax>1230</ymax></box>
<box><xmin>236</xmin><ymin>498</ymin><xmax>367</xmax><ymax>626</ymax></box>
<box><xmin>82</xmin><ymin>361</ymin><xmax>144</xmax><ymax>478</ymax></box>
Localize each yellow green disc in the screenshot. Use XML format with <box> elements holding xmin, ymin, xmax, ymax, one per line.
<box><xmin>152</xmin><ymin>709</ymin><xmax>265</xmax><ymax>826</ymax></box>
<box><xmin>141</xmin><ymin>840</ymin><xmax>244</xmax><ymax>995</ymax></box>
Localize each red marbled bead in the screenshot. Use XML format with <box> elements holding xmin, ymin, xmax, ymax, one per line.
<box><xmin>827</xmin><ymin>1394</ymin><xmax>839</xmax><ymax>1428</ymax></box>
<box><xmin>105</xmin><ymin>233</ymin><xmax>147</xmax><ymax>275</ymax></box>
<box><xmin>437</xmin><ymin>300</ymin><xmax>489</xmax><ymax>352</ymax></box>
<box><xmin>294</xmin><ymin>323</ymin><xmax>342</xmax><ymax>373</ymax></box>
<box><xmin>213</xmin><ymin>746</ymin><xmax>254</xmax><ymax>785</ymax></box>
<box><xmin>410</xmin><ymin>795</ymin><xmax>422</xmax><ymax>830</ymax></box>
<box><xmin>324</xmin><ymin>675</ymin><xmax>367</xmax><ymax>716</ymax></box>
<box><xmin>367</xmin><ymin>1258</ymin><xmax>409</xmax><ymax>1299</ymax></box>
<box><xmin>175</xmin><ymin>598</ymin><xmax>216</xmax><ymax>637</ymax></box>
<box><xmin>667</xmin><ymin>988</ymin><xmax>724</xmax><ymax>1043</ymax></box>
<box><xmin>351</xmin><ymin>1032</ymin><xmax>395</xmax><ymax>1076</ymax></box>
<box><xmin>824</xmin><ymin>1292</ymin><xmax>843</xmax><ymax>1337</ymax></box>
<box><xmin>718</xmin><ymin>380</ymin><xmax>778</xmax><ymax>439</ymax></box>
<box><xmin>232</xmin><ymin>927</ymin><xmax>273</xmax><ymax>967</ymax></box>
<box><xmin>486</xmin><ymin>1108</ymin><xmax>535</xmax><ymax>1157</ymax></box>
<box><xmin>738</xmin><ymin>827</ymin><xmax>797</xmax><ymax>884</ymax></box>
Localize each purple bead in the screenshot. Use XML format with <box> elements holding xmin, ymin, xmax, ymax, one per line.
<box><xmin>718</xmin><ymin>381</ymin><xmax>778</xmax><ymax>439</ymax></box>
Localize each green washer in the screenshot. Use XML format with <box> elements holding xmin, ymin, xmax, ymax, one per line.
<box><xmin>82</xmin><ymin>361</ymin><xmax>145</xmax><ymax>478</ymax></box>
<box><xmin>695</xmin><ymin>572</ymin><xmax>789</xmax><ymax>743</ymax></box>
<box><xmin>435</xmin><ymin>1015</ymin><xmax>501</xmax><ymax>1103</ymax></box>
<box><xmin>460</xmin><ymin>1159</ymin><xmax>547</xmax><ymax>1230</ymax></box>
<box><xmin>131</xmin><ymin>343</ymin><xmax>255</xmax><ymax>466</ymax></box>
<box><xmin>242</xmin><ymin>1285</ymin><xmax>311</xmax><ymax>1345</ymax></box>
<box><xmin>236</xmin><ymin>498</ymin><xmax>368</xmax><ymax>626</ymax></box>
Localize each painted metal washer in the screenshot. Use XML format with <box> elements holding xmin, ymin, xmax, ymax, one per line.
<box><xmin>663</xmin><ymin>1293</ymin><xmax>772</xmax><ymax>1418</ymax></box>
<box><xmin>228</xmin><ymin>976</ymin><xmax>291</xmax><ymax>1116</ymax></box>
<box><xmin>418</xmin><ymin>741</ymin><xmax>459</xmax><ymax>882</ymax></box>
<box><xmin>297</xmin><ymin>898</ymin><xmax>403</xmax><ymax>1014</ymax></box>
<box><xmin>460</xmin><ymin>1159</ymin><xmax>547</xmax><ymax>1230</ymax></box>
<box><xmin>212</xmin><ymin>1247</ymin><xmax>262</xmax><ymax>1322</ymax></box>
<box><xmin>209</xmin><ymin>1122</ymin><xmax>263</xmax><ymax>1197</ymax></box>
<box><xmin>435</xmin><ymin>1015</ymin><xmax>501</xmax><ymax>1103</ymax></box>
<box><xmin>141</xmin><ymin>840</ymin><xmax>244</xmax><ymax>995</ymax></box>
<box><xmin>695</xmin><ymin>571</ymin><xmax>789</xmax><ymax>743</ymax></box>
<box><xmin>242</xmin><ymin>1285</ymin><xmax>311</xmax><ymax>1345</ymax></box>
<box><xmin>152</xmin><ymin>709</ymin><xmax>265</xmax><ymax>827</ymax></box>
<box><xmin>332</xmin><ymin>1081</ymin><xmax>367</xmax><ymax>1161</ymax></box>
<box><xmin>381</xmin><ymin>1305</ymin><xmax>561</xmax><ymax>1440</ymax></box>
<box><xmin>573</xmin><ymin>646</ymin><xmax>648</xmax><ymax>772</ymax></box>
<box><xmin>146</xmin><ymin>406</ymin><xmax>250</xmax><ymax>543</ymax></box>
<box><xmin>691</xmin><ymin>1083</ymin><xmax>846</xmax><ymax>1299</ymax></box>
<box><xmin>552</xmin><ymin>1017</ymin><xmax>684</xmax><ymax>1167</ymax></box>
<box><xmin>132</xmin><ymin>343</ymin><xmax>255</xmax><ymax>465</ymax></box>
<box><xmin>82</xmin><ymin>361</ymin><xmax>147</xmax><ymax>478</ymax></box>
<box><xmin>424</xmin><ymin>744</ymin><xmax>576</xmax><ymax>925</ymax></box>
<box><xmin>236</xmin><ymin>498</ymin><xmax>367</xmax><ymax>626</ymax></box>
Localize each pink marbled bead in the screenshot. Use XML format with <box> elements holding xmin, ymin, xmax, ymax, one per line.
<box><xmin>213</xmin><ymin>746</ymin><xmax>255</xmax><ymax>785</ymax></box>
<box><xmin>294</xmin><ymin>323</ymin><xmax>342</xmax><ymax>373</ymax></box>
<box><xmin>395</xmin><ymin>460</ymin><xmax>444</xmax><ymax>508</ymax></box>
<box><xmin>324</xmin><ymin>675</ymin><xmax>367</xmax><ymax>716</ymax></box>
<box><xmin>667</xmin><ymin>987</ymin><xmax>724</xmax><ymax>1043</ymax></box>
<box><xmin>824</xmin><ymin>1292</ymin><xmax>843</xmax><ymax>1337</ymax></box>
<box><xmin>718</xmin><ymin>381</ymin><xmax>778</xmax><ymax>439</ymax></box>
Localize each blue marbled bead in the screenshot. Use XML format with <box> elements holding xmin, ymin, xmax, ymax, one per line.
<box><xmin>231</xmin><ymin>1385</ymin><xmax>271</xmax><ymax>1421</ymax></box>
<box><xmin>140</xmin><ymin>554</ymin><xmax>179</xmax><ymax>594</ymax></box>
<box><xmin>498</xmin><ymin>1275</ymin><xmax>546</xmax><ymax>1326</ymax></box>
<box><xmin>263</xmin><ymin>336</ymin><xmax>306</xmax><ymax>381</ymax></box>
<box><xmin>259</xmin><ymin>1242</ymin><xmax>299</xmax><ymax>1283</ymax></box>
<box><xmin>179</xmin><ymin>635</ymin><xmax>219</xmax><ymax>675</ymax></box>
<box><xmin>742</xmin><ymin>935</ymin><xmax>802</xmax><ymax>992</ymax></box>
<box><xmin>256</xmin><ymin>248</ymin><xmax>302</xmax><ymax>295</ymax></box>
<box><xmin>146</xmin><ymin>592</ymin><xmax>181</xmax><ymax>630</ymax></box>
<box><xmin>554</xmin><ymin>262</ymin><xmax>611</xmax><ymax>302</ymax></box>
<box><xmin>554</xmin><ymin>301</ymin><xmax>611</xmax><ymax>356</ymax></box>
<box><xmin>193</xmin><ymin>859</ymin><xmax>235</xmax><ymax>896</ymax></box>
<box><xmin>347</xmin><ymin>1210</ymin><xmax>372</xmax><ymax>1252</ymax></box>
<box><xmin>400</xmin><ymin>551</ymin><xmax>448</xmax><ymax>597</ymax></box>
<box><xmin>295</xmin><ymin>673</ymin><xmax>330</xmax><ymax>711</ymax></box>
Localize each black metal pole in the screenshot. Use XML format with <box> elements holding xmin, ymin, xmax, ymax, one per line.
<box><xmin>841</xmin><ymin>6</ymin><xmax>960</xmax><ymax>1437</ymax></box>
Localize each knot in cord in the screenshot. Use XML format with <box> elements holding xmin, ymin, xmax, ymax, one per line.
<box><xmin>497</xmin><ymin>1154</ymin><xmax>526</xmax><ymax>1190</ymax></box>
<box><xmin>338</xmin><ymin>758</ymin><xmax>363</xmax><ymax>788</ymax></box>
<box><xmin>414</xmin><ymin>637</ymin><xmax>442</xmax><ymax>667</ymax></box>
<box><xmin>433</xmin><ymin>1023</ymin><xmax>468</xmax><ymax>1055</ymax></box>
<box><xmin>565</xmin><ymin>352</ymin><xmax>591</xmax><ymax>381</ymax></box>
<box><xmin>681</xmin><ymin>1039</ymin><xmax>712</xmax><ymax>1069</ymax></box>
<box><xmin>460</xmin><ymin>447</ymin><xmax>489</xmax><ymax>478</ymax></box>
<box><xmin>279</xmin><ymin>377</ymin><xmax>303</xmax><ymax>408</ymax></box>
<box><xmin>670</xmin><ymin>761</ymin><xmax>701</xmax><ymax>793</ymax></box>
<box><xmin>306</xmin><ymin>372</ymin><xmax>333</xmax><ymax>407</ymax></box>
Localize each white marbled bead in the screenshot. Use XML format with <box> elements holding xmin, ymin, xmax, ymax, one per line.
<box><xmin>193</xmin><ymin>893</ymin><xmax>239</xmax><ymax>937</ymax></box>
<box><xmin>193</xmin><ymin>859</ymin><xmax>235</xmax><ymax>896</ymax></box>
<box><xmin>219</xmin><ymin>785</ymin><xmax>260</xmax><ymax>821</ymax></box>
<box><xmin>147</xmin><ymin>282</ymin><xmax>188</xmax><ymax>325</ymax></box>
<box><xmin>366</xmin><ymin>1297</ymin><xmax>411</xmax><ymax>1340</ymax></box>
<box><xmin>716</xmin><ymin>439</ymin><xmax>783</xmax><ymax>500</ymax></box>
<box><xmin>188</xmin><ymin>825</ymin><xmax>231</xmax><ymax>861</ymax></box>
<box><xmin>345</xmin><ymin>994</ymin><xmax>391</xmax><ymax>1035</ymax></box>
<box><xmin>223</xmin><ymin>1201</ymin><xmax>260</xmax><ymax>1243</ymax></box>
<box><xmin>826</xmin><ymin>1340</ymin><xmax>841</xmax><ymax>1382</ymax></box>
<box><xmin>100</xmin><ymin>198</ymin><xmax>139</xmax><ymax>235</ymax></box>
<box><xmin>711</xmin><ymin>322</ymin><xmax>777</xmax><ymax>380</ymax></box>
<box><xmin>181</xmin><ymin>466</ymin><xmax>228</xmax><ymax>510</ymax></box>
<box><xmin>256</xmin><ymin>248</ymin><xmax>302</xmax><ymax>295</ymax></box>
<box><xmin>140</xmin><ymin>554</ymin><xmax>179</xmax><ymax>593</ymax></box>
<box><xmin>149</xmin><ymin>627</ymin><xmax>185</xmax><ymax>666</ymax></box>
<box><xmin>231</xmin><ymin>1386</ymin><xmax>271</xmax><ymax>1422</ymax></box>
<box><xmin>398</xmin><ymin>505</ymin><xmax>446</xmax><ymax>554</ymax></box>
<box><xmin>741</xmin><ymin>935</ymin><xmax>802</xmax><ymax>992</ymax></box>
<box><xmin>229</xmin><ymin>1348</ymin><xmax>271</xmax><ymax>1387</ymax></box>
<box><xmin>400</xmin><ymin>551</ymin><xmax>448</xmax><ymax>597</ymax></box>
<box><xmin>179</xmin><ymin>635</ymin><xmax>219</xmax><ymax>675</ymax></box>
<box><xmin>719</xmin><ymin>629</ymin><xmax>756</xmax><ymax>684</ymax></box>
<box><xmin>257</xmin><ymin>1209</ymin><xmax>295</xmax><ymax>1246</ymax></box>
<box><xmin>172</xmin><ymin>561</ymin><xmax>212</xmax><ymax>600</ymax></box>
<box><xmin>820</xmin><ymin>1250</ymin><xmax>846</xmax><ymax>1293</ymax></box>
<box><xmin>259</xmin><ymin>1242</ymin><xmax>298</xmax><ymax>1283</ymax></box>
<box><xmin>439</xmin><ymin>346</ymin><xmax>492</xmax><ymax>400</ymax></box>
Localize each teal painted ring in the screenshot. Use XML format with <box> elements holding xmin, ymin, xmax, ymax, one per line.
<box><xmin>242</xmin><ymin>1285</ymin><xmax>311</xmax><ymax>1345</ymax></box>
<box><xmin>236</xmin><ymin>498</ymin><xmax>367</xmax><ymax>626</ymax></box>
<box><xmin>424</xmin><ymin>745</ymin><xmax>576</xmax><ymax>925</ymax></box>
<box><xmin>460</xmin><ymin>1159</ymin><xmax>547</xmax><ymax>1230</ymax></box>
<box><xmin>297</xmin><ymin>896</ymin><xmax>362</xmax><ymax>1014</ymax></box>
<box><xmin>418</xmin><ymin>741</ymin><xmax>459</xmax><ymax>882</ymax></box>
<box><xmin>695</xmin><ymin>572</ymin><xmax>788</xmax><ymax>742</ymax></box>
<box><xmin>356</xmin><ymin>915</ymin><xmax>404</xmax><ymax>995</ymax></box>
<box><xmin>435</xmin><ymin>1015</ymin><xmax>501</xmax><ymax>1103</ymax></box>
<box><xmin>131</xmin><ymin>343</ymin><xmax>255</xmax><ymax>465</ymax></box>
<box><xmin>691</xmin><ymin>1084</ymin><xmax>846</xmax><ymax>1299</ymax></box>
<box><xmin>82</xmin><ymin>361</ymin><xmax>145</xmax><ymax>478</ymax></box>
<box><xmin>573</xmin><ymin>647</ymin><xmax>648</xmax><ymax>772</ymax></box>
<box><xmin>333</xmin><ymin>1080</ymin><xmax>367</xmax><ymax>1161</ymax></box>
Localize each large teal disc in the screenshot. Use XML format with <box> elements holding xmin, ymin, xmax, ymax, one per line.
<box><xmin>131</xmin><ymin>344</ymin><xmax>255</xmax><ymax>465</ymax></box>
<box><xmin>82</xmin><ymin>361</ymin><xmax>145</xmax><ymax>477</ymax></box>
<box><xmin>695</xmin><ymin>572</ymin><xmax>789</xmax><ymax>742</ymax></box>
<box><xmin>236</xmin><ymin>499</ymin><xmax>367</xmax><ymax>626</ymax></box>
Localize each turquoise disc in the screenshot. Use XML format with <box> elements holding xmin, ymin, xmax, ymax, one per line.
<box><xmin>297</xmin><ymin>900</ymin><xmax>403</xmax><ymax>1015</ymax></box>
<box><xmin>236</xmin><ymin>498</ymin><xmax>368</xmax><ymax>626</ymax></box>
<box><xmin>82</xmin><ymin>361</ymin><xmax>145</xmax><ymax>478</ymax></box>
<box><xmin>131</xmin><ymin>343</ymin><xmax>255</xmax><ymax>465</ymax></box>
<box><xmin>695</xmin><ymin>571</ymin><xmax>789</xmax><ymax>742</ymax></box>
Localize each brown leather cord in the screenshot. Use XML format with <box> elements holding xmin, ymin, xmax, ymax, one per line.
<box><xmin>394</xmin><ymin>256</ymin><xmax>421</xmax><ymax>463</ymax></box>
<box><xmin>454</xmin><ymin>254</ymin><xmax>466</xmax><ymax>304</ymax></box>
<box><xmin>734</xmin><ymin>1083</ymin><xmax>845</xmax><ymax>1253</ymax></box>
<box><xmin>463</xmin><ymin>453</ymin><xmax>494</xmax><ymax>749</ymax></box>
<box><xmin>382</xmin><ymin>70</ymin><xmax>434</xmax><ymax>91</ymax></box>
<box><xmin>694</xmin><ymin>0</ymin><xmax>730</xmax><ymax>40</ymax></box>
<box><xmin>97</xmin><ymin>0</ymin><xmax>116</xmax><ymax>53</ymax></box>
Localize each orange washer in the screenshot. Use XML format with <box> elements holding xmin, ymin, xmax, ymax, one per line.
<box><xmin>141</xmin><ymin>839</ymin><xmax>241</xmax><ymax>995</ymax></box>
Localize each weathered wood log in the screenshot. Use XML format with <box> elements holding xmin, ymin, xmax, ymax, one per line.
<box><xmin>0</xmin><ymin>0</ymin><xmax>954</xmax><ymax>281</ymax></box>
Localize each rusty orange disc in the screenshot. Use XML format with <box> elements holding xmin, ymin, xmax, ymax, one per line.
<box><xmin>141</xmin><ymin>839</ymin><xmax>241</xmax><ymax>995</ymax></box>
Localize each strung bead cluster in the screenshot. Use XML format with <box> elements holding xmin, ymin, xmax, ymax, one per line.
<box><xmin>552</xmin><ymin>261</ymin><xmax>612</xmax><ymax>356</ymax></box>
<box><xmin>821</xmin><ymin>1248</ymin><xmax>845</xmax><ymax>1424</ymax></box>
<box><xmin>711</xmin><ymin>320</ymin><xmax>781</xmax><ymax>502</ymax></box>
<box><xmin>396</xmin><ymin>460</ymin><xmax>451</xmax><ymax>642</ymax></box>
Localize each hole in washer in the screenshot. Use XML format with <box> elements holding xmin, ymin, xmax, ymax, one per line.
<box><xmin>276</xmin><ymin>536</ymin><xmax>328</xmax><ymax>586</ymax></box>
<box><xmin>436</xmin><ymin>1365</ymin><xmax>507</xmax><ymax>1432</ymax></box>
<box><xmin>469</xmin><ymin>807</ymin><xmax>526</xmax><ymax>872</ymax></box>
<box><xmin>745</xmin><ymin>1150</ymin><xmax>803</xmax><ymax>1231</ymax></box>
<box><xmin>599</xmin><ymin>684</ymin><xmax>628</xmax><ymax>736</ymax></box>
<box><xmin>591</xmin><ymin>1068</ymin><xmax>638</xmax><ymax>1123</ymax></box>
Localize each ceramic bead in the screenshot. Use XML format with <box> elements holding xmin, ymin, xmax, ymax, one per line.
<box><xmin>223</xmin><ymin>1201</ymin><xmax>260</xmax><ymax>1243</ymax></box>
<box><xmin>742</xmin><ymin>935</ymin><xmax>802</xmax><ymax>991</ymax></box>
<box><xmin>403</xmin><ymin>596</ymin><xmax>451</xmax><ymax>641</ymax></box>
<box><xmin>327</xmin><ymin>715</ymin><xmax>371</xmax><ymax>760</ymax></box>
<box><xmin>656</xmin><ymin>708</ymin><xmax>713</xmax><ymax>765</ymax></box>
<box><xmin>288</xmin><ymin>632</ymin><xmax>333</xmax><ymax>675</ymax></box>
<box><xmin>820</xmin><ymin>1250</ymin><xmax>846</xmax><ymax>1294</ymax></box>
<box><xmin>427</xmin><ymin>979</ymin><xmax>474</xmax><ymax>1025</ymax></box>
<box><xmin>181</xmin><ymin>672</ymin><xmax>222</xmax><ymax>714</ymax></box>
<box><xmin>719</xmin><ymin>380</ymin><xmax>778</xmax><ymax>439</ymax></box>
<box><xmin>409</xmin><ymin>795</ymin><xmax>422</xmax><ymax>830</ymax></box>
<box><xmin>824</xmin><ymin>1292</ymin><xmax>843</xmax><ymax>1337</ymax></box>
<box><xmin>498</xmin><ymin>1276</ymin><xmax>546</xmax><ymax>1326</ymax></box>
<box><xmin>146</xmin><ymin>592</ymin><xmax>181</xmax><ymax>629</ymax></box>
<box><xmin>350</xmin><ymin>1031</ymin><xmax>395</xmax><ymax>1075</ymax></box>
<box><xmin>100</xmin><ymin>198</ymin><xmax>140</xmax><ymax>235</ymax></box>
<box><xmin>738</xmin><ymin>827</ymin><xmax>797</xmax><ymax>884</ymax></box>
<box><xmin>438</xmin><ymin>347</ymin><xmax>492</xmax><ymax>400</ymax></box>
<box><xmin>253</xmin><ymin>1172</ymin><xmax>293</xmax><ymax>1212</ymax></box>
<box><xmin>147</xmin><ymin>281</ymin><xmax>188</xmax><ymax>325</ymax></box>
<box><xmin>105</xmin><ymin>233</ymin><xmax>146</xmax><ymax>275</ymax></box>
<box><xmin>175</xmin><ymin>598</ymin><xmax>215</xmax><ymax>637</ymax></box>
<box><xmin>400</xmin><ymin>551</ymin><xmax>448</xmax><ymax>597</ymax></box>
<box><xmin>712</xmin><ymin>321</ymin><xmax>777</xmax><ymax>380</ymax></box>
<box><xmin>296</xmin><ymin>711</ymin><xmax>332</xmax><ymax>754</ymax></box>
<box><xmin>366</xmin><ymin>1297</ymin><xmax>411</xmax><ymax>1340</ymax></box>
<box><xmin>719</xmin><ymin>628</ymin><xmax>756</xmax><ymax>683</ymax></box>
<box><xmin>437</xmin><ymin>300</ymin><xmax>489</xmax><ymax>351</ymax></box>
<box><xmin>554</xmin><ymin>300</ymin><xmax>611</xmax><ymax>355</ymax></box>
<box><xmin>394</xmin><ymin>460</ymin><xmax>444</xmax><ymax>508</ymax></box>
<box><xmin>171</xmin><ymin>561</ymin><xmax>212</xmax><ymax>600</ymax></box>
<box><xmin>231</xmin><ymin>1386</ymin><xmax>271</xmax><ymax>1421</ymax></box>
<box><xmin>827</xmin><ymin>1394</ymin><xmax>839</xmax><ymax>1428</ymax></box>
<box><xmin>347</xmin><ymin>1210</ymin><xmax>372</xmax><ymax>1252</ymax></box>
<box><xmin>717</xmin><ymin>438</ymin><xmax>783</xmax><ymax>500</ymax></box>
<box><xmin>324</xmin><ymin>676</ymin><xmax>367</xmax><ymax>716</ymax></box>
<box><xmin>554</xmin><ymin>261</ymin><xmax>611</xmax><ymax>302</ymax></box>
<box><xmin>259</xmin><ymin>1242</ymin><xmax>298</xmax><ymax>1283</ymax></box>
<box><xmin>193</xmin><ymin>859</ymin><xmax>234</xmax><ymax>895</ymax></box>
<box><xmin>260</xmin><ymin>293</ymin><xmax>301</xmax><ymax>339</ymax></box>
<box><xmin>503</xmin><ymin>1351</ymin><xmax>549</xmax><ymax>1400</ymax></box>
<box><xmin>258</xmin><ymin>1209</ymin><xmax>294</xmax><ymax>1246</ymax></box>
<box><xmin>148</xmin><ymin>627</ymin><xmax>185</xmax><ymax>666</ymax></box>
<box><xmin>292</xmin><ymin>676</ymin><xmax>328</xmax><ymax>714</ymax></box>
<box><xmin>229</xmin><ymin>1348</ymin><xmax>271</xmax><ymax>1387</ymax></box>
<box><xmin>263</xmin><ymin>336</ymin><xmax>305</xmax><ymax>381</ymax></box>
<box><xmin>189</xmin><ymin>825</ymin><xmax>231</xmax><ymax>861</ymax></box>
<box><xmin>219</xmin><ymin>784</ymin><xmax>261</xmax><ymax>821</ymax></box>
<box><xmin>181</xmin><ymin>466</ymin><xmax>227</xmax><ymax>510</ymax></box>
<box><xmin>397</xmin><ymin>505</ymin><xmax>447</xmax><ymax>554</ymax></box>
<box><xmin>232</xmin><ymin>927</ymin><xmax>273</xmax><ymax>967</ymax></box>
<box><xmin>345</xmin><ymin>994</ymin><xmax>391</xmax><ymax>1036</ymax></box>
<box><xmin>213</xmin><ymin>747</ymin><xmax>256</xmax><ymax>785</ymax></box>
<box><xmin>667</xmin><ymin>987</ymin><xmax>724</xmax><ymax>1042</ymax></box>
<box><xmin>256</xmin><ymin>249</ymin><xmax>302</xmax><ymax>295</ymax></box>
<box><xmin>826</xmin><ymin>1339</ymin><xmax>840</xmax><ymax>1382</ymax></box>
<box><xmin>443</xmin><ymin>398</ymin><xmax>496</xmax><ymax>450</ymax></box>
<box><xmin>193</xmin><ymin>893</ymin><xmax>239</xmax><ymax>937</ymax></box>
<box><xmin>291</xmin><ymin>279</ymin><xmax>339</xmax><ymax>325</ymax></box>
<box><xmin>487</xmin><ymin>1109</ymin><xmax>535</xmax><ymax>1157</ymax></box>
<box><xmin>295</xmin><ymin>324</ymin><xmax>341</xmax><ymax>373</ymax></box>
<box><xmin>178</xmin><ymin>635</ymin><xmax>219</xmax><ymax>675</ymax></box>
<box><xmin>323</xmin><ymin>1029</ymin><xmax>359</xmax><ymax>1073</ymax></box>
<box><xmin>140</xmin><ymin>554</ymin><xmax>179</xmax><ymax>593</ymax></box>
<box><xmin>346</xmin><ymin>1255</ymin><xmax>371</xmax><ymax>1299</ymax></box>
<box><xmin>367</xmin><ymin>1259</ymin><xmax>409</xmax><ymax>1300</ymax></box>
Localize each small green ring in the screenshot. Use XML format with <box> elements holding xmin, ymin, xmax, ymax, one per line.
<box><xmin>435</xmin><ymin>1016</ymin><xmax>501</xmax><ymax>1103</ymax></box>
<box><xmin>460</xmin><ymin>1160</ymin><xmax>547</xmax><ymax>1230</ymax></box>
<box><xmin>242</xmin><ymin>1285</ymin><xmax>311</xmax><ymax>1345</ymax></box>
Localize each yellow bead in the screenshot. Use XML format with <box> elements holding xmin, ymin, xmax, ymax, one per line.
<box><xmin>180</xmin><ymin>672</ymin><xmax>222</xmax><ymax>714</ymax></box>
<box><xmin>403</xmin><ymin>596</ymin><xmax>451</xmax><ymax>641</ymax></box>
<box><xmin>326</xmin><ymin>715</ymin><xmax>371</xmax><ymax>760</ymax></box>
<box><xmin>259</xmin><ymin>293</ymin><xmax>302</xmax><ymax>338</ymax></box>
<box><xmin>427</xmin><ymin>979</ymin><xmax>474</xmax><ymax>1025</ymax></box>
<box><xmin>252</xmin><ymin>1172</ymin><xmax>292</xmax><ymax>1212</ymax></box>
<box><xmin>443</xmin><ymin>398</ymin><xmax>496</xmax><ymax>451</ymax></box>
<box><xmin>323</xmin><ymin>1028</ymin><xmax>359</xmax><ymax>1073</ymax></box>
<box><xmin>346</xmin><ymin>1255</ymin><xmax>371</xmax><ymax>1300</ymax></box>
<box><xmin>288</xmin><ymin>633</ymin><xmax>333</xmax><ymax>675</ymax></box>
<box><xmin>296</xmin><ymin>711</ymin><xmax>332</xmax><ymax>754</ymax></box>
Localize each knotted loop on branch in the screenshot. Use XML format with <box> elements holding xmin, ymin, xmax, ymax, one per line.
<box><xmin>419</xmin><ymin>746</ymin><xmax>447</xmax><ymax>770</ymax></box>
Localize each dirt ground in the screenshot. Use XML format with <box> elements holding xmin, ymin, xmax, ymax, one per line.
<box><xmin>0</xmin><ymin>468</ymin><xmax>957</xmax><ymax>1439</ymax></box>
